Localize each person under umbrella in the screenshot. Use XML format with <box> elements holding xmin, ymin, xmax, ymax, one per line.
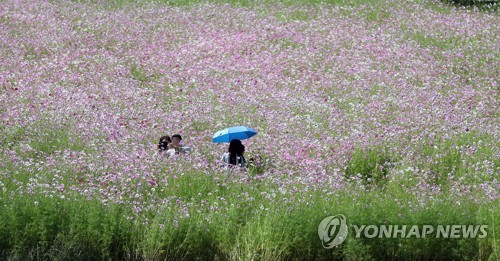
<box><xmin>213</xmin><ymin>126</ymin><xmax>256</xmax><ymax>169</ymax></box>
<box><xmin>221</xmin><ymin>139</ymin><xmax>246</xmax><ymax>168</ymax></box>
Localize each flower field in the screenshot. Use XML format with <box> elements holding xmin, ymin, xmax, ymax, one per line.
<box><xmin>0</xmin><ymin>0</ymin><xmax>498</xmax><ymax>259</ymax></box>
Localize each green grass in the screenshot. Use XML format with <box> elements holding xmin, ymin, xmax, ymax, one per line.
<box><xmin>344</xmin><ymin>145</ymin><xmax>395</xmax><ymax>188</ymax></box>
<box><xmin>129</xmin><ymin>64</ymin><xmax>162</xmax><ymax>84</ymax></box>
<box><xmin>0</xmin><ymin>181</ymin><xmax>497</xmax><ymax>260</ymax></box>
<box><xmin>411</xmin><ymin>33</ymin><xmax>465</xmax><ymax>50</ymax></box>
<box><xmin>0</xmin><ymin>157</ymin><xmax>498</xmax><ymax>260</ymax></box>
<box><xmin>417</xmin><ymin>131</ymin><xmax>499</xmax><ymax>188</ymax></box>
<box><xmin>3</xmin><ymin>0</ymin><xmax>499</xmax><ymax>259</ymax></box>
<box><xmin>62</xmin><ymin>0</ymin><xmax>380</xmax><ymax>9</ymax></box>
<box><xmin>152</xmin><ymin>0</ymin><xmax>374</xmax><ymax>7</ymax></box>
<box><xmin>22</xmin><ymin>44</ymin><xmax>49</xmax><ymax>61</ymax></box>
<box><xmin>0</xmin><ymin>138</ymin><xmax>498</xmax><ymax>260</ymax></box>
<box><xmin>1</xmin><ymin>121</ymin><xmax>88</xmax><ymax>161</ymax></box>
<box><xmin>275</xmin><ymin>10</ymin><xmax>312</xmax><ymax>22</ymax></box>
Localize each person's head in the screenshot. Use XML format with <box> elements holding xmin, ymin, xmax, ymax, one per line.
<box><xmin>171</xmin><ymin>134</ymin><xmax>182</xmax><ymax>146</ymax></box>
<box><xmin>228</xmin><ymin>139</ymin><xmax>245</xmax><ymax>165</ymax></box>
<box><xmin>158</xmin><ymin>135</ymin><xmax>171</xmax><ymax>151</ymax></box>
<box><xmin>160</xmin><ymin>136</ymin><xmax>171</xmax><ymax>143</ymax></box>
<box><xmin>228</xmin><ymin>139</ymin><xmax>245</xmax><ymax>154</ymax></box>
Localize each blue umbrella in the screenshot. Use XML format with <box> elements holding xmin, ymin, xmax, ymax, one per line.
<box><xmin>213</xmin><ymin>126</ymin><xmax>257</xmax><ymax>143</ymax></box>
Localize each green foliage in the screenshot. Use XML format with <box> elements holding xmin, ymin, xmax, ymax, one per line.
<box><xmin>0</xmin><ymin>197</ymin><xmax>139</xmax><ymax>260</ymax></box>
<box><xmin>0</xmin><ymin>189</ymin><xmax>497</xmax><ymax>260</ymax></box>
<box><xmin>2</xmin><ymin>0</ymin><xmax>498</xmax><ymax>259</ymax></box>
<box><xmin>153</xmin><ymin>0</ymin><xmax>373</xmax><ymax>7</ymax></box>
<box><xmin>1</xmin><ymin>121</ymin><xmax>87</xmax><ymax>161</ymax></box>
<box><xmin>29</xmin><ymin>128</ymin><xmax>85</xmax><ymax>156</ymax></box>
<box><xmin>345</xmin><ymin>146</ymin><xmax>393</xmax><ymax>187</ymax></box>
<box><xmin>60</xmin><ymin>0</ymin><xmax>377</xmax><ymax>9</ymax></box>
<box><xmin>247</xmin><ymin>152</ymin><xmax>270</xmax><ymax>177</ymax></box>
<box><xmin>412</xmin><ymin>32</ymin><xmax>465</xmax><ymax>50</ymax></box>
<box><xmin>419</xmin><ymin>131</ymin><xmax>498</xmax><ymax>187</ymax></box>
<box><xmin>440</xmin><ymin>0</ymin><xmax>498</xmax><ymax>10</ymax></box>
<box><xmin>275</xmin><ymin>10</ymin><xmax>311</xmax><ymax>22</ymax></box>
<box><xmin>129</xmin><ymin>64</ymin><xmax>162</xmax><ymax>84</ymax></box>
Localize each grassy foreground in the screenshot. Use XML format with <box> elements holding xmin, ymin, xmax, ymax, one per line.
<box><xmin>1</xmin><ymin>130</ymin><xmax>498</xmax><ymax>260</ymax></box>
<box><xmin>0</xmin><ymin>176</ymin><xmax>498</xmax><ymax>260</ymax></box>
<box><xmin>0</xmin><ymin>0</ymin><xmax>498</xmax><ymax>259</ymax></box>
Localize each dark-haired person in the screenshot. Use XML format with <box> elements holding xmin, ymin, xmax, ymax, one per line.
<box><xmin>166</xmin><ymin>134</ymin><xmax>191</xmax><ymax>156</ymax></box>
<box><xmin>168</xmin><ymin>134</ymin><xmax>183</xmax><ymax>154</ymax></box>
<box><xmin>221</xmin><ymin>139</ymin><xmax>246</xmax><ymax>168</ymax></box>
<box><xmin>158</xmin><ymin>135</ymin><xmax>171</xmax><ymax>152</ymax></box>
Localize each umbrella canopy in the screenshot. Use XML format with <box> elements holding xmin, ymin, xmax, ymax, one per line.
<box><xmin>212</xmin><ymin>126</ymin><xmax>257</xmax><ymax>143</ymax></box>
